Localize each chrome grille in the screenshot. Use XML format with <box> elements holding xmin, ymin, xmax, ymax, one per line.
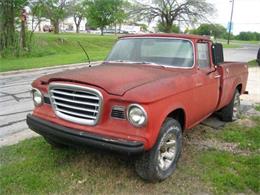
<box><xmin>49</xmin><ymin>83</ymin><xmax>102</xmax><ymax>125</ymax></box>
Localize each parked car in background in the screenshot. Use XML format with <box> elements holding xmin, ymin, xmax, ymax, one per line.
<box><xmin>43</xmin><ymin>25</ymin><xmax>54</xmax><ymax>32</ymax></box>
<box><xmin>27</xmin><ymin>34</ymin><xmax>248</xmax><ymax>182</ymax></box>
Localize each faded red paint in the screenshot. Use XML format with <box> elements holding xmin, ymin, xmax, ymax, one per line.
<box><xmin>31</xmin><ymin>34</ymin><xmax>248</xmax><ymax>150</ymax></box>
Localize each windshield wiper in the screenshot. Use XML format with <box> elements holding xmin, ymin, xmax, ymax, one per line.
<box><xmin>104</xmin><ymin>60</ymin><xmax>165</xmax><ymax>68</ymax></box>
<box><xmin>135</xmin><ymin>61</ymin><xmax>166</xmax><ymax>68</ymax></box>
<box><xmin>104</xmin><ymin>60</ymin><xmax>139</xmax><ymax>64</ymax></box>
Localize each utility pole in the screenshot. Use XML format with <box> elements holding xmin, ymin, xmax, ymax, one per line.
<box><xmin>227</xmin><ymin>0</ymin><xmax>235</xmax><ymax>44</ymax></box>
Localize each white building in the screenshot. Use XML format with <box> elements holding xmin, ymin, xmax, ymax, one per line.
<box><xmin>27</xmin><ymin>15</ymin><xmax>152</xmax><ymax>34</ymax></box>
<box><xmin>60</xmin><ymin>17</ymin><xmax>87</xmax><ymax>32</ymax></box>
<box><xmin>27</xmin><ymin>15</ymin><xmax>87</xmax><ymax>33</ymax></box>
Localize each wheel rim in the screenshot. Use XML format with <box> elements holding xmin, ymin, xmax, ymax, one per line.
<box><xmin>233</xmin><ymin>92</ymin><xmax>241</xmax><ymax>120</ymax></box>
<box><xmin>158</xmin><ymin>129</ymin><xmax>177</xmax><ymax>171</ymax></box>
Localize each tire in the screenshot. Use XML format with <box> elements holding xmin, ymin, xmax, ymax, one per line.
<box><xmin>220</xmin><ymin>89</ymin><xmax>241</xmax><ymax>122</ymax></box>
<box><xmin>257</xmin><ymin>60</ymin><xmax>260</xmax><ymax>66</ymax></box>
<box><xmin>135</xmin><ymin>118</ymin><xmax>182</xmax><ymax>182</ymax></box>
<box><xmin>44</xmin><ymin>137</ymin><xmax>67</xmax><ymax>148</ymax></box>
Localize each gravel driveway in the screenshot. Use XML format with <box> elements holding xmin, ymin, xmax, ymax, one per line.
<box><xmin>0</xmin><ymin>45</ymin><xmax>259</xmax><ymax>147</ymax></box>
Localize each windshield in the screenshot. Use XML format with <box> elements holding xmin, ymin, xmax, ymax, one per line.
<box><xmin>106</xmin><ymin>38</ymin><xmax>194</xmax><ymax>67</ymax></box>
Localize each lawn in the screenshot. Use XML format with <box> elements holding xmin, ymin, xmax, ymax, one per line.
<box><xmin>1</xmin><ymin>33</ymin><xmax>259</xmax><ymax>72</ymax></box>
<box><xmin>1</xmin><ymin>116</ymin><xmax>259</xmax><ymax>194</ymax></box>
<box><xmin>0</xmin><ymin>33</ymin><xmax>117</xmax><ymax>72</ymax></box>
<box><xmin>217</xmin><ymin>39</ymin><xmax>260</xmax><ymax>45</ymax></box>
<box><xmin>248</xmin><ymin>59</ymin><xmax>259</xmax><ymax>67</ymax></box>
<box><xmin>222</xmin><ymin>43</ymin><xmax>241</xmax><ymax>49</ymax></box>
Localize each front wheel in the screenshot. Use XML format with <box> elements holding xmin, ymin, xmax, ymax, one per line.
<box><xmin>135</xmin><ymin>118</ymin><xmax>182</xmax><ymax>182</ymax></box>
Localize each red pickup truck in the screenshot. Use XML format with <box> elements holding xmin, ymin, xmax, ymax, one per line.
<box><xmin>27</xmin><ymin>34</ymin><xmax>248</xmax><ymax>181</ymax></box>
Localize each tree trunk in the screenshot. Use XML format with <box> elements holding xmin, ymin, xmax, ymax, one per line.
<box><xmin>0</xmin><ymin>0</ymin><xmax>16</xmax><ymax>51</ymax></box>
<box><xmin>101</xmin><ymin>27</ymin><xmax>104</xmax><ymax>36</ymax></box>
<box><xmin>20</xmin><ymin>19</ymin><xmax>26</xmax><ymax>49</ymax></box>
<box><xmin>165</xmin><ymin>23</ymin><xmax>172</xmax><ymax>33</ymax></box>
<box><xmin>74</xmin><ymin>15</ymin><xmax>82</xmax><ymax>34</ymax></box>
<box><xmin>38</xmin><ymin>18</ymin><xmax>41</xmax><ymax>31</ymax></box>
<box><xmin>119</xmin><ymin>23</ymin><xmax>122</xmax><ymax>32</ymax></box>
<box><xmin>114</xmin><ymin>23</ymin><xmax>117</xmax><ymax>35</ymax></box>
<box><xmin>53</xmin><ymin>20</ymin><xmax>59</xmax><ymax>34</ymax></box>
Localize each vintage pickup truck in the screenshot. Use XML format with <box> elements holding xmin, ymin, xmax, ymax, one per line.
<box><xmin>27</xmin><ymin>34</ymin><xmax>248</xmax><ymax>181</ymax></box>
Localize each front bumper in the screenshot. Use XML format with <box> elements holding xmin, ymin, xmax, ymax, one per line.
<box><xmin>26</xmin><ymin>114</ymin><xmax>144</xmax><ymax>154</ymax></box>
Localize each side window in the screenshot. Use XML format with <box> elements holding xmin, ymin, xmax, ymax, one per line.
<box><xmin>197</xmin><ymin>43</ymin><xmax>210</xmax><ymax>68</ymax></box>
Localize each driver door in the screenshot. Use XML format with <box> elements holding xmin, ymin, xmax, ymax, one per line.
<box><xmin>192</xmin><ymin>41</ymin><xmax>221</xmax><ymax>122</ymax></box>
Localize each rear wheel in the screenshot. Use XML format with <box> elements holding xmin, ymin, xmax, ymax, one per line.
<box><xmin>135</xmin><ymin>118</ymin><xmax>182</xmax><ymax>182</ymax></box>
<box><xmin>220</xmin><ymin>89</ymin><xmax>241</xmax><ymax>122</ymax></box>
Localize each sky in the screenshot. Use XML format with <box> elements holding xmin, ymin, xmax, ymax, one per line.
<box><xmin>208</xmin><ymin>0</ymin><xmax>260</xmax><ymax>35</ymax></box>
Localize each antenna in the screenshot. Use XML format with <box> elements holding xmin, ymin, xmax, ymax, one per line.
<box><xmin>77</xmin><ymin>41</ymin><xmax>91</xmax><ymax>67</ymax></box>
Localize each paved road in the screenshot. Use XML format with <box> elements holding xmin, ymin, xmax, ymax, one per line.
<box><xmin>224</xmin><ymin>44</ymin><xmax>259</xmax><ymax>62</ymax></box>
<box><xmin>0</xmin><ymin>45</ymin><xmax>259</xmax><ymax>146</ymax></box>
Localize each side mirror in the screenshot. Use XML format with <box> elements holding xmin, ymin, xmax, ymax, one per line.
<box><xmin>212</xmin><ymin>43</ymin><xmax>224</xmax><ymax>65</ymax></box>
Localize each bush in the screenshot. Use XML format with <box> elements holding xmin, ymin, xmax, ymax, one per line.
<box><xmin>235</xmin><ymin>32</ymin><xmax>260</xmax><ymax>41</ymax></box>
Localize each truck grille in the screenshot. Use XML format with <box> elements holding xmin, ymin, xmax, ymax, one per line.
<box><xmin>49</xmin><ymin>83</ymin><xmax>103</xmax><ymax>126</ymax></box>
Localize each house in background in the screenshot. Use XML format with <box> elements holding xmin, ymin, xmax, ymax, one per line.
<box><xmin>27</xmin><ymin>15</ymin><xmax>154</xmax><ymax>34</ymax></box>
<box><xmin>27</xmin><ymin>16</ymin><xmax>87</xmax><ymax>33</ymax></box>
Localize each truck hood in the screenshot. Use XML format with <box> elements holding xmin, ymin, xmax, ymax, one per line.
<box><xmin>39</xmin><ymin>63</ymin><xmax>179</xmax><ymax>96</ymax></box>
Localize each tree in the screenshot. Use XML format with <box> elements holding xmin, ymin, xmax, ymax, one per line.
<box><xmin>133</xmin><ymin>0</ymin><xmax>215</xmax><ymax>33</ymax></box>
<box><xmin>113</xmin><ymin>0</ymin><xmax>129</xmax><ymax>34</ymax></box>
<box><xmin>86</xmin><ymin>0</ymin><xmax>126</xmax><ymax>35</ymax></box>
<box><xmin>157</xmin><ymin>22</ymin><xmax>179</xmax><ymax>33</ymax></box>
<box><xmin>192</xmin><ymin>23</ymin><xmax>226</xmax><ymax>39</ymax></box>
<box><xmin>28</xmin><ymin>0</ymin><xmax>46</xmax><ymax>50</ymax></box>
<box><xmin>29</xmin><ymin>0</ymin><xmax>45</xmax><ymax>32</ymax></box>
<box><xmin>236</xmin><ymin>32</ymin><xmax>260</xmax><ymax>41</ymax></box>
<box><xmin>41</xmin><ymin>0</ymin><xmax>69</xmax><ymax>34</ymax></box>
<box><xmin>0</xmin><ymin>0</ymin><xmax>28</xmax><ymax>55</ymax></box>
<box><xmin>69</xmin><ymin>0</ymin><xmax>87</xmax><ymax>33</ymax></box>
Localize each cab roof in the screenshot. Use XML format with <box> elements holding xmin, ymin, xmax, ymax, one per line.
<box><xmin>120</xmin><ymin>33</ymin><xmax>211</xmax><ymax>41</ymax></box>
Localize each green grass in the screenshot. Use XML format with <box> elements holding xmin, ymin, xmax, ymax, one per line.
<box><xmin>217</xmin><ymin>39</ymin><xmax>260</xmax><ymax>45</ymax></box>
<box><xmin>255</xmin><ymin>104</ymin><xmax>260</xmax><ymax>112</ymax></box>
<box><xmin>230</xmin><ymin>40</ymin><xmax>260</xmax><ymax>45</ymax></box>
<box><xmin>222</xmin><ymin>43</ymin><xmax>241</xmax><ymax>48</ymax></box>
<box><xmin>218</xmin><ymin>39</ymin><xmax>260</xmax><ymax>49</ymax></box>
<box><xmin>215</xmin><ymin>117</ymin><xmax>260</xmax><ymax>151</ymax></box>
<box><xmin>198</xmin><ymin>151</ymin><xmax>260</xmax><ymax>193</ymax></box>
<box><xmin>0</xmin><ymin>138</ymin><xmax>210</xmax><ymax>195</ymax></box>
<box><xmin>0</xmin><ymin>33</ymin><xmax>117</xmax><ymax>72</ymax></box>
<box><xmin>1</xmin><ymin>116</ymin><xmax>260</xmax><ymax>194</ymax></box>
<box><xmin>248</xmin><ymin>59</ymin><xmax>259</xmax><ymax>67</ymax></box>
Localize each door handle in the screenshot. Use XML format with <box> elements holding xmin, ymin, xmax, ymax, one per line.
<box><xmin>214</xmin><ymin>75</ymin><xmax>221</xmax><ymax>79</ymax></box>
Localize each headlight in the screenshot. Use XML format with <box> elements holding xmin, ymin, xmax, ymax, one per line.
<box><xmin>127</xmin><ymin>104</ymin><xmax>147</xmax><ymax>127</ymax></box>
<box><xmin>31</xmin><ymin>88</ymin><xmax>43</xmax><ymax>106</ymax></box>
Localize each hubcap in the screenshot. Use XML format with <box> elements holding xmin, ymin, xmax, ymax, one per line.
<box><xmin>233</xmin><ymin>92</ymin><xmax>241</xmax><ymax>120</ymax></box>
<box><xmin>158</xmin><ymin>129</ymin><xmax>177</xmax><ymax>171</ymax></box>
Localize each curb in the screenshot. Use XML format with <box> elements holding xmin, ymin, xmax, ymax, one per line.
<box><xmin>0</xmin><ymin>61</ymin><xmax>102</xmax><ymax>76</ymax></box>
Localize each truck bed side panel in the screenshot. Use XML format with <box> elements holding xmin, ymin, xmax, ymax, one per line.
<box><xmin>216</xmin><ymin>62</ymin><xmax>248</xmax><ymax>110</ymax></box>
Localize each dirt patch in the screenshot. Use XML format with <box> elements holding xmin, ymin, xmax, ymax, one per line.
<box><xmin>236</xmin><ymin>118</ymin><xmax>257</xmax><ymax>128</ymax></box>
<box><xmin>188</xmin><ymin>139</ymin><xmax>252</xmax><ymax>156</ymax></box>
<box><xmin>183</xmin><ymin>123</ymin><xmax>253</xmax><ymax>156</ymax></box>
